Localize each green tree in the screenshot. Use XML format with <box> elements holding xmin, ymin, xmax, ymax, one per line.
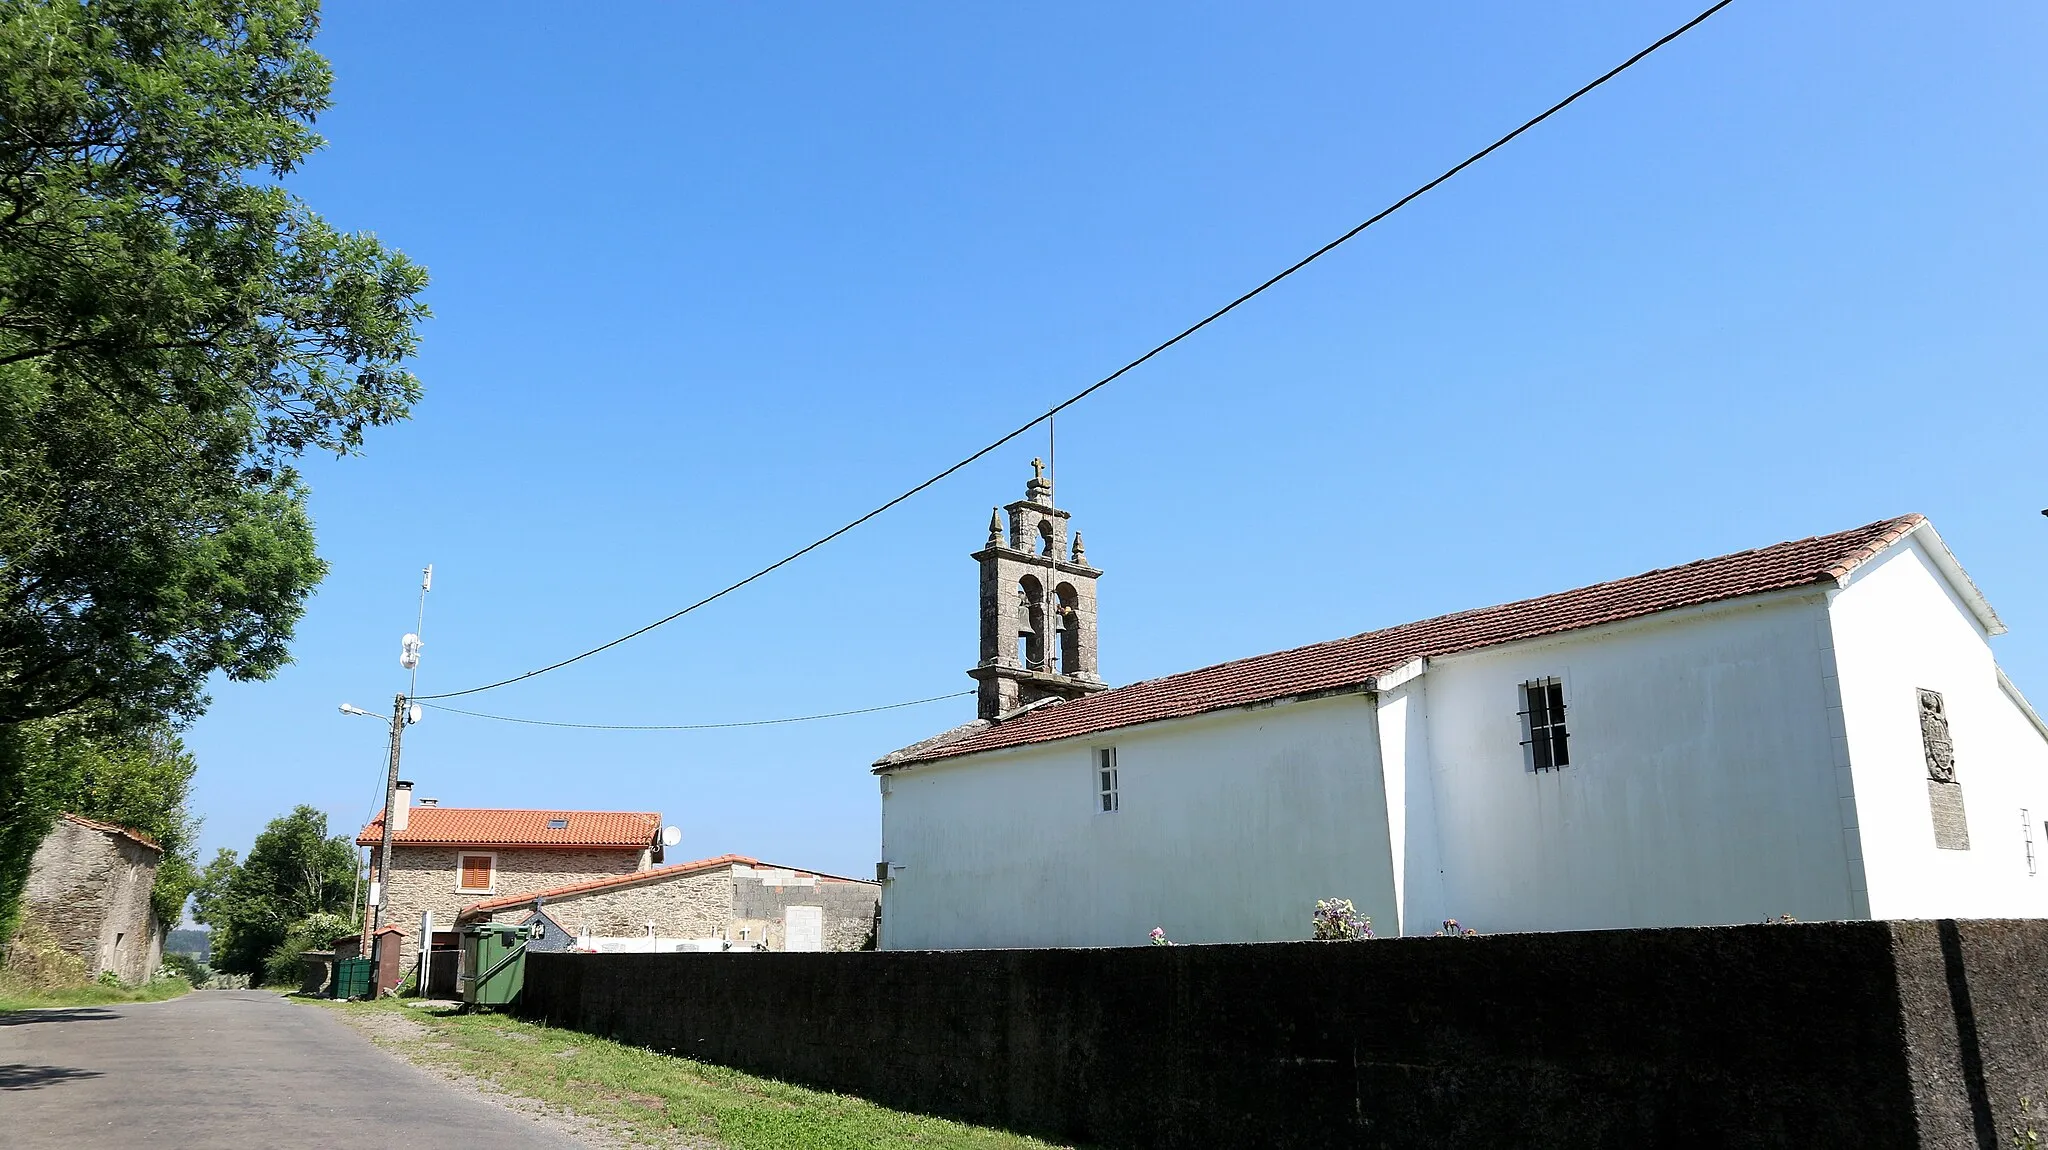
<box><xmin>0</xmin><ymin>0</ymin><xmax>428</xmax><ymax>730</ymax></box>
<box><xmin>0</xmin><ymin>717</ymin><xmax>202</xmax><ymax>945</ymax></box>
<box><xmin>193</xmin><ymin>805</ymin><xmax>357</xmax><ymax>977</ymax></box>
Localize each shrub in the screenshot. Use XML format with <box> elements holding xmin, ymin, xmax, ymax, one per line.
<box><xmin>161</xmin><ymin>950</ymin><xmax>208</xmax><ymax>985</ymax></box>
<box><xmin>262</xmin><ymin>912</ymin><xmax>356</xmax><ymax>987</ymax></box>
<box><xmin>1312</xmin><ymin>899</ymin><xmax>1372</xmax><ymax>941</ymax></box>
<box><xmin>0</xmin><ymin>912</ymin><xmax>88</xmax><ymax>991</ymax></box>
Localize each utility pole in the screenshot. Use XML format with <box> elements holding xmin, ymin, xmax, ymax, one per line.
<box><xmin>354</xmin><ymin>564</ymin><xmax>430</xmax><ymax>980</ymax></box>
<box><xmin>370</xmin><ymin>690</ymin><xmax>407</xmax><ymax>937</ymax></box>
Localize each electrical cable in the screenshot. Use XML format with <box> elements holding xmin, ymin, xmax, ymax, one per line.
<box><xmin>417</xmin><ymin>690</ymin><xmax>974</xmax><ymax>731</ymax></box>
<box><xmin>414</xmin><ymin>0</ymin><xmax>1735</xmax><ymax>704</ymax></box>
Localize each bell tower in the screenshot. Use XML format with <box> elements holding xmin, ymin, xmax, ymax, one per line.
<box><xmin>970</xmin><ymin>459</ymin><xmax>1105</xmax><ymax>719</ymax></box>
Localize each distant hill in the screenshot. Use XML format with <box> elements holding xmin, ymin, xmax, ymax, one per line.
<box><xmin>166</xmin><ymin>928</ymin><xmax>210</xmax><ymax>961</ymax></box>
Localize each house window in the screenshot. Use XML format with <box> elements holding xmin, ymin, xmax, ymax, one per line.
<box><xmin>1519</xmin><ymin>678</ymin><xmax>1570</xmax><ymax>772</ymax></box>
<box><xmin>545</xmin><ymin>818</ymin><xmax>569</xmax><ymax>829</ymax></box>
<box><xmin>1096</xmin><ymin>747</ymin><xmax>1119</xmax><ymax>812</ymax></box>
<box><xmin>2026</xmin><ymin>810</ymin><xmax>2037</xmax><ymax>878</ymax></box>
<box><xmin>457</xmin><ymin>853</ymin><xmax>496</xmax><ymax>893</ymax></box>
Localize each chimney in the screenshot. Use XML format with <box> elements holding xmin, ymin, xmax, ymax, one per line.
<box><xmin>392</xmin><ymin>780</ymin><xmax>414</xmax><ymax>832</ymax></box>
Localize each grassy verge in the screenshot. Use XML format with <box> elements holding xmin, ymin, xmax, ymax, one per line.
<box><xmin>0</xmin><ymin>974</ymin><xmax>192</xmax><ymax>1012</ymax></box>
<box><xmin>319</xmin><ymin>997</ymin><xmax>1070</xmax><ymax>1150</ymax></box>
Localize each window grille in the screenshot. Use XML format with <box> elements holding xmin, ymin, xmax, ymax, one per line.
<box><xmin>1096</xmin><ymin>747</ymin><xmax>1119</xmax><ymax>813</ymax></box>
<box><xmin>1519</xmin><ymin>678</ymin><xmax>1570</xmax><ymax>772</ymax></box>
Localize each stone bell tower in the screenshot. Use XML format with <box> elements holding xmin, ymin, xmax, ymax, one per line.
<box><xmin>970</xmin><ymin>459</ymin><xmax>1106</xmax><ymax>720</ymax></box>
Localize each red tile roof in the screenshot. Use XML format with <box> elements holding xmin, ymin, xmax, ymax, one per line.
<box><xmin>455</xmin><ymin>854</ymin><xmax>759</xmax><ymax>918</ymax></box>
<box><xmin>354</xmin><ymin>807</ymin><xmax>659</xmax><ymax>849</ymax></box>
<box><xmin>879</xmin><ymin>515</ymin><xmax>1932</xmax><ymax>768</ymax></box>
<box><xmin>60</xmin><ymin>813</ymin><xmax>162</xmax><ymax>853</ymax></box>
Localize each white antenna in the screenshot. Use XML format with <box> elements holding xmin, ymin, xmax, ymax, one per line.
<box><xmin>407</xmin><ymin>564</ymin><xmax>432</xmax><ymax>704</ymax></box>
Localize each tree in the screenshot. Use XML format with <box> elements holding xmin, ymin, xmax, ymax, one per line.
<box><xmin>0</xmin><ymin>0</ymin><xmax>429</xmax><ymax>729</ymax></box>
<box><xmin>0</xmin><ymin>716</ymin><xmax>202</xmax><ymax>945</ymax></box>
<box><xmin>192</xmin><ymin>805</ymin><xmax>357</xmax><ymax>977</ymax></box>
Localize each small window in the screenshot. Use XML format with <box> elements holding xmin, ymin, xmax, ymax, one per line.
<box><xmin>457</xmin><ymin>853</ymin><xmax>495</xmax><ymax>893</ymax></box>
<box><xmin>1096</xmin><ymin>747</ymin><xmax>1119</xmax><ymax>812</ymax></box>
<box><xmin>1519</xmin><ymin>679</ymin><xmax>1570</xmax><ymax>772</ymax></box>
<box><xmin>546</xmin><ymin>818</ymin><xmax>569</xmax><ymax>829</ymax></box>
<box><xmin>2026</xmin><ymin>810</ymin><xmax>2037</xmax><ymax>878</ymax></box>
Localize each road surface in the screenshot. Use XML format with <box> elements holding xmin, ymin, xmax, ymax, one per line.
<box><xmin>0</xmin><ymin>989</ymin><xmax>585</xmax><ymax>1147</ymax></box>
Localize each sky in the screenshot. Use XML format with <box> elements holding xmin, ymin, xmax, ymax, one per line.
<box><xmin>179</xmin><ymin>1</ymin><xmax>2048</xmax><ymax>887</ymax></box>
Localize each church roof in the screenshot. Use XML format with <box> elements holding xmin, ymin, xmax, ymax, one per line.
<box><xmin>876</xmin><ymin>513</ymin><xmax>1972</xmax><ymax>770</ymax></box>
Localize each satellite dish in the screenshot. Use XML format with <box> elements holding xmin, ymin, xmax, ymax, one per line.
<box><xmin>400</xmin><ymin>632</ymin><xmax>423</xmax><ymax>670</ymax></box>
<box><xmin>407</xmin><ymin>703</ymin><xmax>423</xmax><ymax>725</ymax></box>
<box><xmin>661</xmin><ymin>826</ymin><xmax>682</xmax><ymax>848</ymax></box>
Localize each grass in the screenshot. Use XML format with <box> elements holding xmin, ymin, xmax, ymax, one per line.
<box><xmin>0</xmin><ymin>974</ymin><xmax>192</xmax><ymax>1013</ymax></box>
<box><xmin>319</xmin><ymin>997</ymin><xmax>1070</xmax><ymax>1150</ymax></box>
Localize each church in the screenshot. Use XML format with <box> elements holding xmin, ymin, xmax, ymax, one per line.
<box><xmin>871</xmin><ymin>467</ymin><xmax>2048</xmax><ymax>948</ymax></box>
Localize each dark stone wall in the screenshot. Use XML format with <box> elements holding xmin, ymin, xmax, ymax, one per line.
<box><xmin>516</xmin><ymin>919</ymin><xmax>2048</xmax><ymax>1149</ymax></box>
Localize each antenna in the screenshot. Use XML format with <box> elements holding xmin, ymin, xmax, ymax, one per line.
<box><xmin>408</xmin><ymin>564</ymin><xmax>432</xmax><ymax>703</ymax></box>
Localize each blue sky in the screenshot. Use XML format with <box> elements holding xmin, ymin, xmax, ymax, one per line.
<box><xmin>181</xmin><ymin>1</ymin><xmax>2048</xmax><ymax>883</ymax></box>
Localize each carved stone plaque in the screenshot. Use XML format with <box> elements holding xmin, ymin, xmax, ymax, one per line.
<box><xmin>1919</xmin><ymin>689</ymin><xmax>1956</xmax><ymax>783</ymax></box>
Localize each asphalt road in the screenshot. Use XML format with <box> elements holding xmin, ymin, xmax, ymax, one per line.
<box><xmin>0</xmin><ymin>989</ymin><xmax>582</xmax><ymax>1147</ymax></box>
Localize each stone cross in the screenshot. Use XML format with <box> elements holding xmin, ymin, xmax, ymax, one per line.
<box><xmin>1031</xmin><ymin>457</ymin><xmax>1045</xmax><ymax>482</ymax></box>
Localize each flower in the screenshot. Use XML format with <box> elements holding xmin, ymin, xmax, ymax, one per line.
<box><xmin>1149</xmin><ymin>927</ymin><xmax>1172</xmax><ymax>946</ymax></box>
<box><xmin>1312</xmin><ymin>898</ymin><xmax>1373</xmax><ymax>941</ymax></box>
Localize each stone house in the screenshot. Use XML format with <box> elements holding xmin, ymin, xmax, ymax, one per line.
<box><xmin>877</xmin><ymin>474</ymin><xmax>2048</xmax><ymax>948</ymax></box>
<box><xmin>457</xmin><ymin>854</ymin><xmax>879</xmax><ymax>952</ymax></box>
<box><xmin>19</xmin><ymin>813</ymin><xmax>163</xmax><ymax>984</ymax></box>
<box><xmin>356</xmin><ymin>785</ymin><xmax>664</xmax><ymax>978</ymax></box>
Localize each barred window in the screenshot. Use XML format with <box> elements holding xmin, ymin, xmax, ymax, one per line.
<box><xmin>1520</xmin><ymin>678</ymin><xmax>1570</xmax><ymax>772</ymax></box>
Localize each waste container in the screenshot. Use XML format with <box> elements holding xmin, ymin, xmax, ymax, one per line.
<box><xmin>458</xmin><ymin>922</ymin><xmax>535</xmax><ymax>1008</ymax></box>
<box><xmin>332</xmin><ymin>957</ymin><xmax>374</xmax><ymax>1000</ymax></box>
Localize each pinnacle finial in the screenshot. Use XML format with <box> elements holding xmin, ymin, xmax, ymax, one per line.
<box><xmin>1072</xmin><ymin>531</ymin><xmax>1087</xmax><ymax>563</ymax></box>
<box><xmin>987</xmin><ymin>507</ymin><xmax>1003</xmax><ymax>544</ymax></box>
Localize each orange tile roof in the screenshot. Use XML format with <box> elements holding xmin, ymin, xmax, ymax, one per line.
<box><xmin>878</xmin><ymin>515</ymin><xmax>1931</xmax><ymax>768</ymax></box>
<box><xmin>354</xmin><ymin>807</ymin><xmax>659</xmax><ymax>849</ymax></box>
<box><xmin>60</xmin><ymin>813</ymin><xmax>162</xmax><ymax>853</ymax></box>
<box><xmin>455</xmin><ymin>853</ymin><xmax>758</xmax><ymax>918</ymax></box>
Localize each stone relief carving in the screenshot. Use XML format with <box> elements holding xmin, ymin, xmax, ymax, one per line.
<box><xmin>1919</xmin><ymin>688</ymin><xmax>1956</xmax><ymax>784</ymax></box>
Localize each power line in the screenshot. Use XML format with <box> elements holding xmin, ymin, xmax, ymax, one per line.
<box><xmin>417</xmin><ymin>690</ymin><xmax>973</xmax><ymax>731</ymax></box>
<box><xmin>416</xmin><ymin>0</ymin><xmax>1735</xmax><ymax>704</ymax></box>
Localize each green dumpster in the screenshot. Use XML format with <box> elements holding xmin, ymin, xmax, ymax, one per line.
<box><xmin>332</xmin><ymin>957</ymin><xmax>374</xmax><ymax>1000</ymax></box>
<box><xmin>459</xmin><ymin>922</ymin><xmax>534</xmax><ymax>1008</ymax></box>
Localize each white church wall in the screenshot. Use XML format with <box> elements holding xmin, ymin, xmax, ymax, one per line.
<box><xmin>1374</xmin><ymin>677</ymin><xmax>1448</xmax><ymax>935</ymax></box>
<box><xmin>1828</xmin><ymin>536</ymin><xmax>2048</xmax><ymax>920</ymax></box>
<box><xmin>878</xmin><ymin>693</ymin><xmax>1395</xmax><ymax>950</ymax></box>
<box><xmin>1421</xmin><ymin>590</ymin><xmax>1860</xmax><ymax>934</ymax></box>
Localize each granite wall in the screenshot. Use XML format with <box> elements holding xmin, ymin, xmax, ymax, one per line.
<box><xmin>21</xmin><ymin>816</ymin><xmax>162</xmax><ymax>985</ymax></box>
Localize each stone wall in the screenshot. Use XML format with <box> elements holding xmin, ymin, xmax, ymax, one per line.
<box><xmin>21</xmin><ymin>817</ymin><xmax>162</xmax><ymax>985</ymax></box>
<box><xmin>483</xmin><ymin>864</ymin><xmax>880</xmax><ymax>952</ymax></box>
<box><xmin>518</xmin><ymin>919</ymin><xmax>2048</xmax><ymax>1149</ymax></box>
<box><xmin>732</xmin><ymin>869</ymin><xmax>877</xmax><ymax>951</ymax></box>
<box><xmin>381</xmin><ymin>845</ymin><xmax>644</xmax><ymax>972</ymax></box>
<box><xmin>485</xmin><ymin>866</ymin><xmax>734</xmax><ymax>940</ymax></box>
